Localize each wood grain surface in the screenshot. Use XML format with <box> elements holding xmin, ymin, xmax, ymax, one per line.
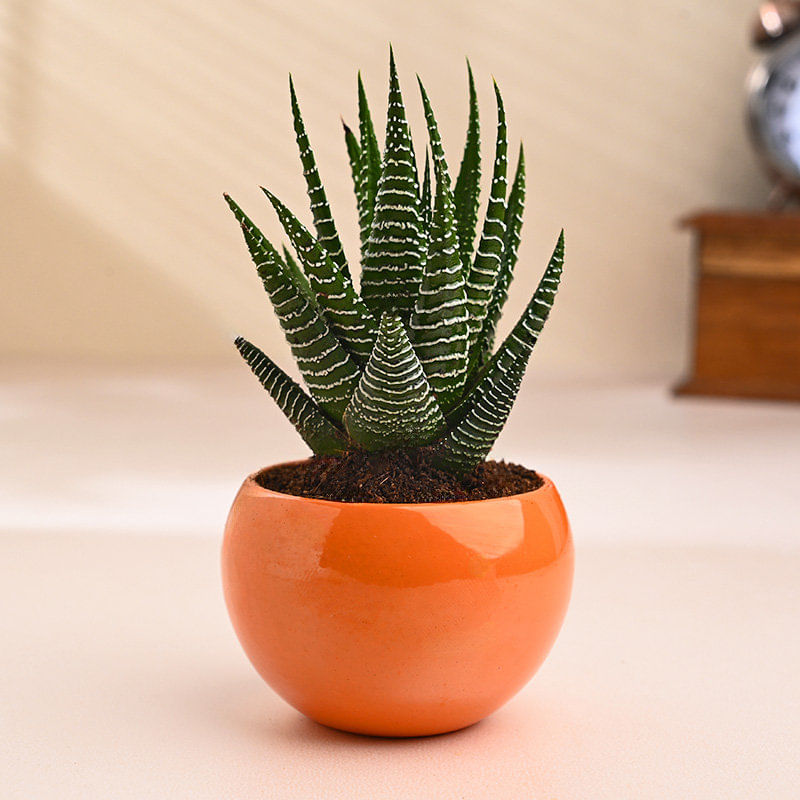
<box><xmin>679</xmin><ymin>212</ymin><xmax>800</xmax><ymax>401</ymax></box>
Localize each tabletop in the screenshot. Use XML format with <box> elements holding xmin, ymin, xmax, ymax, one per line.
<box><xmin>2</xmin><ymin>532</ymin><xmax>797</xmax><ymax>799</ymax></box>
<box><xmin>2</xmin><ymin>367</ymin><xmax>799</xmax><ymax>797</ymax></box>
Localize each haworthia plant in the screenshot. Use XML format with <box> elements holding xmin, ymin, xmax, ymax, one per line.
<box><xmin>227</xmin><ymin>50</ymin><xmax>565</xmax><ymax>474</ymax></box>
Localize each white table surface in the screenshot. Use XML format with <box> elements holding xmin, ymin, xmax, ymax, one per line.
<box><xmin>1</xmin><ymin>365</ymin><xmax>799</xmax><ymax>797</ymax></box>
<box><xmin>2</xmin><ymin>364</ymin><xmax>800</xmax><ymax>548</ymax></box>
<box><xmin>2</xmin><ymin>534</ymin><xmax>798</xmax><ymax>799</ymax></box>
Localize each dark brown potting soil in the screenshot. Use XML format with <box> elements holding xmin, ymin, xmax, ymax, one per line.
<box><xmin>255</xmin><ymin>449</ymin><xmax>543</xmax><ymax>503</ymax></box>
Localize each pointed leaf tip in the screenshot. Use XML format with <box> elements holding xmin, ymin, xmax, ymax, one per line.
<box><xmin>286</xmin><ymin>88</ymin><xmax>351</xmax><ymax>279</ymax></box>
<box><xmin>464</xmin><ymin>74</ymin><xmax>509</xmax><ymax>356</ymax></box>
<box><xmin>453</xmin><ymin>61</ymin><xmax>482</xmax><ymax>273</ymax></box>
<box><xmin>360</xmin><ymin>50</ymin><xmax>425</xmax><ymax>317</ymax></box>
<box><xmin>226</xmin><ymin>196</ymin><xmax>361</xmax><ymax>420</ymax></box>
<box><xmin>435</xmin><ymin>229</ymin><xmax>565</xmax><ymax>473</ymax></box>
<box><xmin>260</xmin><ymin>187</ymin><xmax>377</xmax><ymax>361</ymax></box>
<box><xmin>235</xmin><ymin>336</ymin><xmax>346</xmax><ymax>456</ymax></box>
<box><xmin>477</xmin><ymin>140</ymin><xmax>528</xmax><ymax>360</ymax></box>
<box><xmin>355</xmin><ymin>72</ymin><xmax>382</xmax><ymax>257</ymax></box>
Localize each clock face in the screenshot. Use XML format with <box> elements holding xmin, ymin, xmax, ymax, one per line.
<box><xmin>748</xmin><ymin>39</ymin><xmax>800</xmax><ymax>185</ymax></box>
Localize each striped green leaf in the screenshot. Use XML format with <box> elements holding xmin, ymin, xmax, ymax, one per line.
<box><xmin>289</xmin><ymin>76</ymin><xmax>350</xmax><ymax>279</ymax></box>
<box><xmin>360</xmin><ymin>49</ymin><xmax>426</xmax><ymax>318</ymax></box>
<box><xmin>479</xmin><ymin>143</ymin><xmax>526</xmax><ymax>362</ymax></box>
<box><xmin>343</xmin><ymin>313</ymin><xmax>446</xmax><ymax>451</ymax></box>
<box><xmin>453</xmin><ymin>61</ymin><xmax>481</xmax><ymax>272</ymax></box>
<box><xmin>410</xmin><ymin>79</ymin><xmax>470</xmax><ymax>409</ymax></box>
<box><xmin>357</xmin><ymin>72</ymin><xmax>382</xmax><ymax>255</ymax></box>
<box><xmin>465</xmin><ymin>81</ymin><xmax>508</xmax><ymax>354</ymax></box>
<box><xmin>343</xmin><ymin>120</ymin><xmax>361</xmax><ymax>202</ymax></box>
<box><xmin>433</xmin><ymin>355</ymin><xmax>527</xmax><ymax>474</ymax></box>
<box><xmin>281</xmin><ymin>243</ymin><xmax>315</xmax><ymax>306</ymax></box>
<box><xmin>408</xmin><ymin>119</ymin><xmax>421</xmax><ymax>199</ymax></box>
<box><xmin>433</xmin><ymin>231</ymin><xmax>564</xmax><ymax>472</ymax></box>
<box><xmin>227</xmin><ymin>57</ymin><xmax>565</xmax><ymax>475</ymax></box>
<box><xmin>416</xmin><ymin>78</ymin><xmax>452</xmax><ymax>185</ymax></box>
<box><xmin>225</xmin><ymin>194</ymin><xmax>361</xmax><ymax>420</ymax></box>
<box><xmin>262</xmin><ymin>188</ymin><xmax>377</xmax><ymax>362</ymax></box>
<box><xmin>420</xmin><ymin>149</ymin><xmax>432</xmax><ymax>234</ymax></box>
<box><xmin>235</xmin><ymin>336</ymin><xmax>346</xmax><ymax>455</ymax></box>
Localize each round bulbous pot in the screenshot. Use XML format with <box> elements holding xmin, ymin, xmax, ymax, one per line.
<box><xmin>221</xmin><ymin>462</ymin><xmax>574</xmax><ymax>738</ymax></box>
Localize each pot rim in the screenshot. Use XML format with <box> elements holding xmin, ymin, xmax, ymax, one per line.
<box><xmin>243</xmin><ymin>458</ymin><xmax>554</xmax><ymax>510</ymax></box>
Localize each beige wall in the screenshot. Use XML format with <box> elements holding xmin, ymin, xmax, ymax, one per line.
<box><xmin>1</xmin><ymin>0</ymin><xmax>769</xmax><ymax>377</ymax></box>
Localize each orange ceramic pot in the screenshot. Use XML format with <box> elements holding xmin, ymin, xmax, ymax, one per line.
<box><xmin>222</xmin><ymin>464</ymin><xmax>573</xmax><ymax>738</ymax></box>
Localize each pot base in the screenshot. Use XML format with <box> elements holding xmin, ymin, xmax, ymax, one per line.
<box><xmin>309</xmin><ymin>715</ymin><xmax>481</xmax><ymax>739</ymax></box>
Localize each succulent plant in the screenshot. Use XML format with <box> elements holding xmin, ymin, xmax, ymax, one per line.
<box><xmin>226</xmin><ymin>49</ymin><xmax>564</xmax><ymax>474</ymax></box>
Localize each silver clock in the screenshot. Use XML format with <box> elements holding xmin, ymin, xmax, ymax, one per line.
<box><xmin>748</xmin><ymin>1</ymin><xmax>800</xmax><ymax>204</ymax></box>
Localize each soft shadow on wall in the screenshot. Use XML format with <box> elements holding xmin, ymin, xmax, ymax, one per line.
<box><xmin>1</xmin><ymin>160</ymin><xmax>226</xmax><ymax>362</ymax></box>
<box><xmin>1</xmin><ymin>0</ymin><xmax>770</xmax><ymax>376</ymax></box>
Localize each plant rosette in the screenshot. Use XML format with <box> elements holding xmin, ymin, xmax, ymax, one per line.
<box><xmin>221</xmin><ymin>49</ymin><xmax>573</xmax><ymax>737</ymax></box>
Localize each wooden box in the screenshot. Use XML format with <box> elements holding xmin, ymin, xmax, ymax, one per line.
<box><xmin>676</xmin><ymin>211</ymin><xmax>800</xmax><ymax>401</ymax></box>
